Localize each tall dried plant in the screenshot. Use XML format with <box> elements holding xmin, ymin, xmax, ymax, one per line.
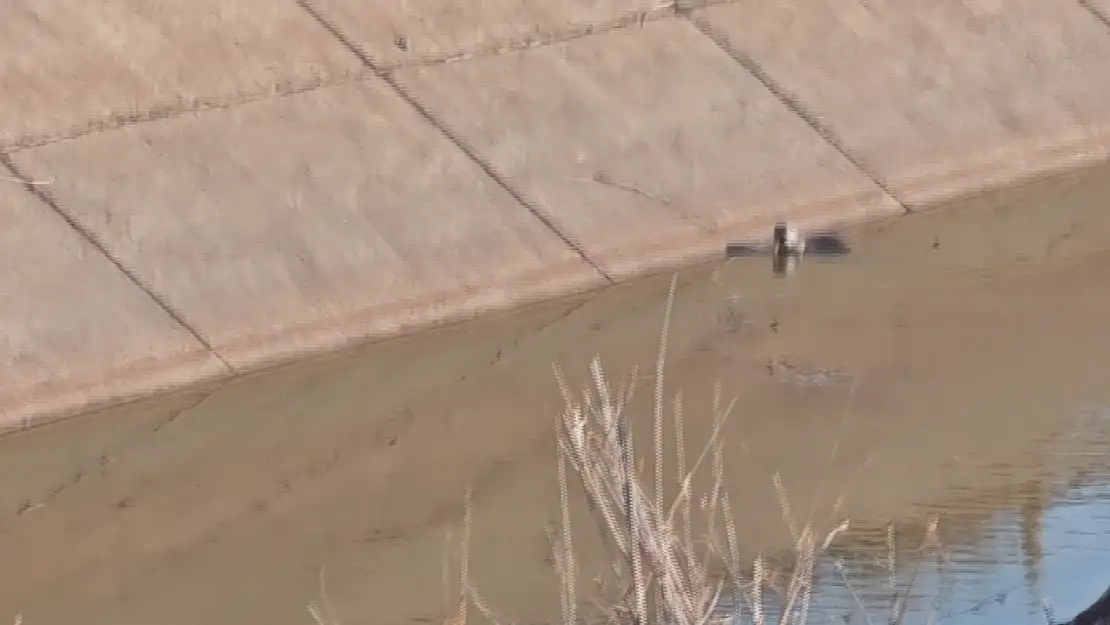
<box><xmin>549</xmin><ymin>274</ymin><xmax>849</xmax><ymax>625</ymax></box>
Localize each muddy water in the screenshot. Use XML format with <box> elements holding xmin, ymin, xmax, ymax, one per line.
<box><xmin>738</xmin><ymin>420</ymin><xmax>1110</xmax><ymax>625</ymax></box>
<box><xmin>3</xmin><ymin>164</ymin><xmax>1110</xmax><ymax>625</ymax></box>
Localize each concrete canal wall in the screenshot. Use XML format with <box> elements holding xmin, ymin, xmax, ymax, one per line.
<box><xmin>3</xmin><ymin>0</ymin><xmax>1110</xmax><ymax>430</ymax></box>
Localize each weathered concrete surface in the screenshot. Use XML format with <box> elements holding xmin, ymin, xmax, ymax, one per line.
<box><xmin>308</xmin><ymin>0</ymin><xmax>670</xmax><ymax>66</ymax></box>
<box><xmin>696</xmin><ymin>0</ymin><xmax>1110</xmax><ymax>208</ymax></box>
<box><xmin>0</xmin><ymin>182</ymin><xmax>228</xmax><ymax>432</ymax></box>
<box><xmin>4</xmin><ymin>3</ymin><xmax>1110</xmax><ymax>431</ymax></box>
<box><xmin>11</xmin><ymin>81</ymin><xmax>602</xmax><ymax>374</ymax></box>
<box><xmin>397</xmin><ymin>19</ymin><xmax>901</xmax><ymax>280</ymax></box>
<box><xmin>0</xmin><ymin>0</ymin><xmax>359</xmax><ymax>149</ymax></box>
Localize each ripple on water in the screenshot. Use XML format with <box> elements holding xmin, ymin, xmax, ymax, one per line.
<box><xmin>716</xmin><ymin>410</ymin><xmax>1110</xmax><ymax>625</ymax></box>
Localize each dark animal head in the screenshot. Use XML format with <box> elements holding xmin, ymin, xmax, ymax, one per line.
<box><xmin>773</xmin><ymin>222</ymin><xmax>788</xmax><ymax>253</ymax></box>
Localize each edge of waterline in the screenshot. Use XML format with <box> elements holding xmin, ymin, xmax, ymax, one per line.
<box><xmin>2</xmin><ymin>147</ymin><xmax>1109</xmax><ymax>441</ymax></box>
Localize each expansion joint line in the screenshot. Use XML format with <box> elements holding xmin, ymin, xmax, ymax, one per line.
<box><xmin>295</xmin><ymin>0</ymin><xmax>615</xmax><ymax>283</ymax></box>
<box><xmin>0</xmin><ymin>152</ymin><xmax>233</xmax><ymax>372</ymax></box>
<box><xmin>689</xmin><ymin>16</ymin><xmax>914</xmax><ymax>215</ymax></box>
<box><xmin>1079</xmin><ymin>0</ymin><xmax>1110</xmax><ymax>30</ymax></box>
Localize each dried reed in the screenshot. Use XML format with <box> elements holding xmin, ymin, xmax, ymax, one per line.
<box><xmin>544</xmin><ymin>274</ymin><xmax>848</xmax><ymax>625</ymax></box>
<box><xmin>433</xmin><ymin>273</ymin><xmax>951</xmax><ymax>625</ymax></box>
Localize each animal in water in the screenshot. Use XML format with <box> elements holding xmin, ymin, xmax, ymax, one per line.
<box><xmin>772</xmin><ymin>222</ymin><xmax>805</xmax><ymax>257</ymax></box>
<box><xmin>770</xmin><ymin>222</ymin><xmax>808</xmax><ymax>277</ymax></box>
<box><xmin>725</xmin><ymin>222</ymin><xmax>850</xmax><ymax>277</ymax></box>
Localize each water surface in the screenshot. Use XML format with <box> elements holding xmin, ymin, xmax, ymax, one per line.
<box><xmin>3</xmin><ymin>166</ymin><xmax>1110</xmax><ymax>624</ymax></box>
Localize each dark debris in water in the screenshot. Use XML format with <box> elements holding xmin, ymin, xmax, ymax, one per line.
<box><xmin>767</xmin><ymin>357</ymin><xmax>853</xmax><ymax>388</ymax></box>
<box><xmin>1061</xmin><ymin>583</ymin><xmax>1110</xmax><ymax>625</ymax></box>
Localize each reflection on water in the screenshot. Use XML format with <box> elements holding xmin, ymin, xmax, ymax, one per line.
<box><xmin>725</xmin><ymin>408</ymin><xmax>1110</xmax><ymax>625</ymax></box>
<box><xmin>9</xmin><ymin>167</ymin><xmax>1110</xmax><ymax>625</ymax></box>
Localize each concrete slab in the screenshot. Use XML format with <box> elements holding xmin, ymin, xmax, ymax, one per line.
<box><xmin>697</xmin><ymin>0</ymin><xmax>1110</xmax><ymax>208</ymax></box>
<box><xmin>0</xmin><ymin>181</ymin><xmax>228</xmax><ymax>432</ymax></box>
<box><xmin>396</xmin><ymin>19</ymin><xmax>901</xmax><ymax>280</ymax></box>
<box><xmin>12</xmin><ymin>80</ymin><xmax>603</xmax><ymax>373</ymax></box>
<box><xmin>0</xmin><ymin>0</ymin><xmax>361</xmax><ymax>150</ymax></box>
<box><xmin>309</xmin><ymin>0</ymin><xmax>670</xmax><ymax>67</ymax></box>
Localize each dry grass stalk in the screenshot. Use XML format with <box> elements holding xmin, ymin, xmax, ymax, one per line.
<box><xmin>438</xmin><ymin>273</ymin><xmax>865</xmax><ymax>625</ymax></box>
<box><xmin>828</xmin><ymin>515</ymin><xmax>943</xmax><ymax>625</ymax></box>
<box><xmin>306</xmin><ymin>568</ymin><xmax>341</xmax><ymax>625</ymax></box>
<box><xmin>546</xmin><ymin>274</ymin><xmax>849</xmax><ymax>625</ymax></box>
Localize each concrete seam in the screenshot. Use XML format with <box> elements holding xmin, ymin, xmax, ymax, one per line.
<box><xmin>688</xmin><ymin>15</ymin><xmax>915</xmax><ymax>215</ymax></box>
<box><xmin>2</xmin><ymin>5</ymin><xmax>715</xmax><ymax>157</ymax></box>
<box><xmin>295</xmin><ymin>0</ymin><xmax>615</xmax><ymax>283</ymax></box>
<box><xmin>383</xmin><ymin>4</ymin><xmax>677</xmax><ymax>73</ymax></box>
<box><xmin>1079</xmin><ymin>0</ymin><xmax>1110</xmax><ymax>29</ymax></box>
<box><xmin>3</xmin><ymin>1</ymin><xmax>749</xmax><ymax>154</ymax></box>
<box><xmin>4</xmin><ymin>71</ymin><xmax>373</xmax><ymax>154</ymax></box>
<box><xmin>0</xmin><ymin>153</ymin><xmax>234</xmax><ymax>373</ymax></box>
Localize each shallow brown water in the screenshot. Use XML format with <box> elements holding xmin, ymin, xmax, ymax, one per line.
<box><xmin>2</xmin><ymin>164</ymin><xmax>1110</xmax><ymax>624</ymax></box>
